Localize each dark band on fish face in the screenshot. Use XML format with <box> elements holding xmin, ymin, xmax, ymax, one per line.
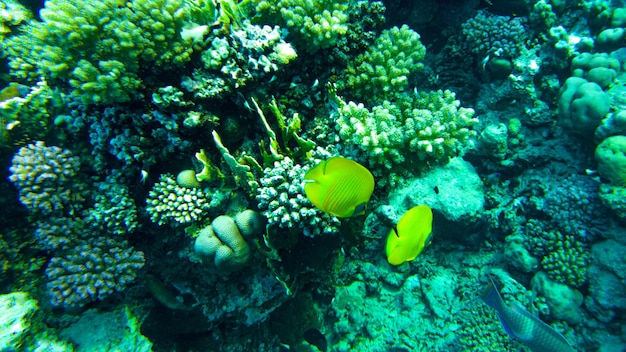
<box><xmin>353</xmin><ymin>202</ymin><xmax>367</xmax><ymax>216</ymax></box>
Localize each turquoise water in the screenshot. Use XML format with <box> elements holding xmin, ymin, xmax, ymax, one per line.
<box><xmin>1</xmin><ymin>0</ymin><xmax>625</xmax><ymax>351</ymax></box>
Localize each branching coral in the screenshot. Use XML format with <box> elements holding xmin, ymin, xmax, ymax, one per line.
<box><xmin>255</xmin><ymin>0</ymin><xmax>350</xmax><ymax>52</ymax></box>
<box><xmin>526</xmin><ymin>221</ymin><xmax>590</xmax><ymax>288</ymax></box>
<box><xmin>334</xmin><ymin>88</ymin><xmax>478</xmax><ymax>173</ymax></box>
<box><xmin>8</xmin><ymin>141</ymin><xmax>85</xmax><ymax>216</ymax></box>
<box><xmin>256</xmin><ymin>156</ymin><xmax>340</xmax><ymax>237</ymax></box>
<box><xmin>182</xmin><ymin>21</ymin><xmax>297</xmax><ymax>99</ymax></box>
<box><xmin>146</xmin><ymin>174</ymin><xmax>227</xmax><ymax>226</ymax></box>
<box><xmin>461</xmin><ymin>10</ymin><xmax>529</xmax><ymax>59</ymax></box>
<box><xmin>46</xmin><ymin>238</ymin><xmax>144</xmax><ymax>308</ymax></box>
<box><xmin>341</xmin><ymin>24</ymin><xmax>425</xmax><ymax>102</ymax></box>
<box><xmin>3</xmin><ymin>0</ymin><xmax>209</xmax><ymax>105</ymax></box>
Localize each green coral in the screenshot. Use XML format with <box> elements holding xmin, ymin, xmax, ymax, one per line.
<box><xmin>334</xmin><ymin>88</ymin><xmax>478</xmax><ymax>172</ymax></box>
<box><xmin>255</xmin><ymin>0</ymin><xmax>350</xmax><ymax>52</ymax></box>
<box><xmin>0</xmin><ymin>80</ymin><xmax>64</xmax><ymax>146</ymax></box>
<box><xmin>528</xmin><ymin>227</ymin><xmax>589</xmax><ymax>288</ymax></box>
<box><xmin>0</xmin><ymin>0</ymin><xmax>32</xmax><ymax>40</ymax></box>
<box><xmin>3</xmin><ymin>0</ymin><xmax>209</xmax><ymax>105</ymax></box>
<box><xmin>341</xmin><ymin>24</ymin><xmax>426</xmax><ymax>102</ymax></box>
<box><xmin>598</xmin><ymin>183</ymin><xmax>626</xmax><ymax>220</ymax></box>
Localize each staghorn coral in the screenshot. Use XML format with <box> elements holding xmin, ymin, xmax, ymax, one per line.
<box><xmin>8</xmin><ymin>141</ymin><xmax>85</xmax><ymax>216</ymax></box>
<box><xmin>46</xmin><ymin>238</ymin><xmax>144</xmax><ymax>308</ymax></box>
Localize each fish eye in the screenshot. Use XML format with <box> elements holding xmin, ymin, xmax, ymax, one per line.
<box><xmin>353</xmin><ymin>202</ymin><xmax>367</xmax><ymax>215</ymax></box>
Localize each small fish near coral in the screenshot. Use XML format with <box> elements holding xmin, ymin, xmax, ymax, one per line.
<box><xmin>303</xmin><ymin>156</ymin><xmax>374</xmax><ymax>218</ymax></box>
<box><xmin>481</xmin><ymin>278</ymin><xmax>576</xmax><ymax>352</ymax></box>
<box><xmin>385</xmin><ymin>205</ymin><xmax>433</xmax><ymax>266</ymax></box>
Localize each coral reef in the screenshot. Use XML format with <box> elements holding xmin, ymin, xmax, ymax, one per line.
<box><xmin>183</xmin><ymin>22</ymin><xmax>297</xmax><ymax>99</ymax></box>
<box><xmin>255</xmin><ymin>0</ymin><xmax>350</xmax><ymax>52</ymax></box>
<box><xmin>340</xmin><ymin>24</ymin><xmax>425</xmax><ymax>102</ymax></box>
<box><xmin>461</xmin><ymin>10</ymin><xmax>529</xmax><ymax>59</ymax></box>
<box><xmin>46</xmin><ymin>238</ymin><xmax>144</xmax><ymax>308</ymax></box>
<box><xmin>194</xmin><ymin>210</ymin><xmax>264</xmax><ymax>271</ymax></box>
<box><xmin>256</xmin><ymin>157</ymin><xmax>340</xmax><ymax>238</ymax></box>
<box><xmin>4</xmin><ymin>0</ymin><xmax>206</xmax><ymax>104</ymax></box>
<box><xmin>86</xmin><ymin>176</ymin><xmax>138</xmax><ymax>236</ymax></box>
<box><xmin>0</xmin><ymin>292</ymin><xmax>37</xmax><ymax>349</ymax></box>
<box><xmin>8</xmin><ymin>141</ymin><xmax>84</xmax><ymax>216</ymax></box>
<box><xmin>334</xmin><ymin>89</ymin><xmax>478</xmax><ymax>175</ymax></box>
<box><xmin>146</xmin><ymin>174</ymin><xmax>227</xmax><ymax>226</ymax></box>
<box><xmin>3</xmin><ymin>0</ymin><xmax>626</xmax><ymax>350</ymax></box>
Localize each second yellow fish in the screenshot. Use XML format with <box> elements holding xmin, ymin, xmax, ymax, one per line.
<box><xmin>386</xmin><ymin>205</ymin><xmax>433</xmax><ymax>266</ymax></box>
<box><xmin>303</xmin><ymin>156</ymin><xmax>374</xmax><ymax>218</ymax></box>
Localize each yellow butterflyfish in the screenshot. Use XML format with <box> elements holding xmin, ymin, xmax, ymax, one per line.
<box><xmin>386</xmin><ymin>205</ymin><xmax>433</xmax><ymax>266</ymax></box>
<box><xmin>303</xmin><ymin>156</ymin><xmax>374</xmax><ymax>218</ymax></box>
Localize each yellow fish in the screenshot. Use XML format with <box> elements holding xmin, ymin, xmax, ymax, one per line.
<box><xmin>386</xmin><ymin>205</ymin><xmax>433</xmax><ymax>266</ymax></box>
<box><xmin>303</xmin><ymin>156</ymin><xmax>374</xmax><ymax>218</ymax></box>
